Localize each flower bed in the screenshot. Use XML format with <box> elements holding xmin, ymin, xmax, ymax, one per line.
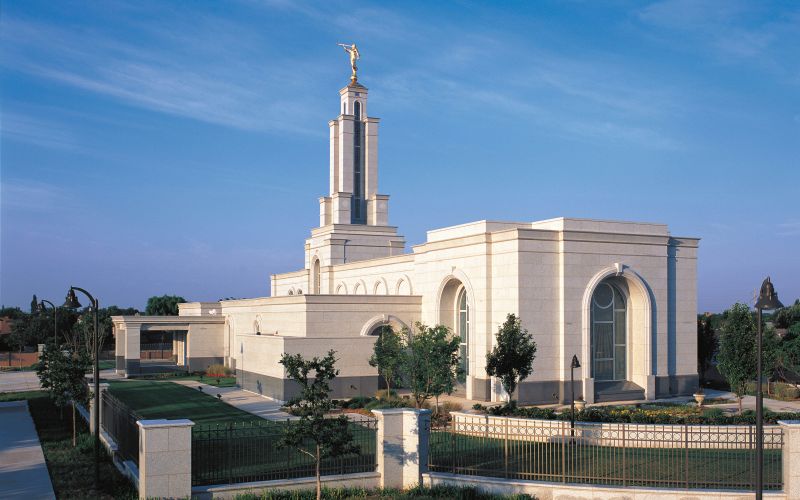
<box><xmin>473</xmin><ymin>401</ymin><xmax>800</xmax><ymax>425</ymax></box>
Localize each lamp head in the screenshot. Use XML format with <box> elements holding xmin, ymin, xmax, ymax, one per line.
<box><xmin>63</xmin><ymin>288</ymin><xmax>82</xmax><ymax>309</ymax></box>
<box><xmin>755</xmin><ymin>277</ymin><xmax>783</xmax><ymax>310</ymax></box>
<box><xmin>571</xmin><ymin>355</ymin><xmax>581</xmax><ymax>369</ymax></box>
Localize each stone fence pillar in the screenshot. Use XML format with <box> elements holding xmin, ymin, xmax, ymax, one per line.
<box><xmin>779</xmin><ymin>420</ymin><xmax>800</xmax><ymax>499</ymax></box>
<box><xmin>89</xmin><ymin>382</ymin><xmax>109</xmax><ymax>436</ymax></box>
<box><xmin>137</xmin><ymin>419</ymin><xmax>194</xmax><ymax>500</ymax></box>
<box><xmin>372</xmin><ymin>408</ymin><xmax>431</xmax><ymax>489</ymax></box>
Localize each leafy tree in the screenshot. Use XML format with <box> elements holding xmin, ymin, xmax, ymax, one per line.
<box><xmin>485</xmin><ymin>314</ymin><xmax>537</xmax><ymax>403</ymax></box>
<box><xmin>145</xmin><ymin>295</ymin><xmax>187</xmax><ymax>316</ymax></box>
<box><xmin>772</xmin><ymin>300</ymin><xmax>800</xmax><ymax>329</ymax></box>
<box><xmin>697</xmin><ymin>317</ymin><xmax>717</xmax><ymax>385</ymax></box>
<box><xmin>279</xmin><ymin>350</ymin><xmax>358</xmax><ymax>500</ymax></box>
<box><xmin>36</xmin><ymin>344</ymin><xmax>91</xmax><ymax>446</ymax></box>
<box><xmin>402</xmin><ymin>323</ymin><xmax>461</xmax><ymax>411</ymax></box>
<box><xmin>368</xmin><ymin>325</ymin><xmax>405</xmax><ymax>397</ymax></box>
<box><xmin>717</xmin><ymin>303</ymin><xmax>779</xmax><ymax>412</ymax></box>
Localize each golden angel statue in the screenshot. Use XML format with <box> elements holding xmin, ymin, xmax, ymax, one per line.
<box><xmin>338</xmin><ymin>43</ymin><xmax>360</xmax><ymax>83</ymax></box>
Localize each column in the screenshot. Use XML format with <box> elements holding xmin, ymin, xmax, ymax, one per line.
<box><xmin>779</xmin><ymin>420</ymin><xmax>800</xmax><ymax>499</ymax></box>
<box><xmin>137</xmin><ymin>419</ymin><xmax>194</xmax><ymax>500</ymax></box>
<box><xmin>124</xmin><ymin>325</ymin><xmax>141</xmax><ymax>377</ymax></box>
<box><xmin>115</xmin><ymin>325</ymin><xmax>126</xmax><ymax>374</ymax></box>
<box><xmin>372</xmin><ymin>408</ymin><xmax>431</xmax><ymax>489</ymax></box>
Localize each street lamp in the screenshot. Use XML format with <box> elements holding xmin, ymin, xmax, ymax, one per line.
<box><xmin>570</xmin><ymin>355</ymin><xmax>581</xmax><ymax>437</ymax></box>
<box><xmin>63</xmin><ymin>286</ymin><xmax>100</xmax><ymax>486</ymax></box>
<box><xmin>36</xmin><ymin>299</ymin><xmax>58</xmax><ymax>345</ymax></box>
<box><xmin>754</xmin><ymin>277</ymin><xmax>783</xmax><ymax>500</ymax></box>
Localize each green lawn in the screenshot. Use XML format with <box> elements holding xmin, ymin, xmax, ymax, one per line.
<box><xmin>108</xmin><ymin>380</ymin><xmax>261</xmax><ymax>425</ymax></box>
<box><xmin>429</xmin><ymin>431</ymin><xmax>782</xmax><ymax>491</ymax></box>
<box><xmin>0</xmin><ymin>391</ymin><xmax>136</xmax><ymax>499</ymax></box>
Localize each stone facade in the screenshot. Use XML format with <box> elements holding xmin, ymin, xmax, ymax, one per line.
<box><xmin>112</xmin><ymin>75</ymin><xmax>699</xmax><ymax>404</ymax></box>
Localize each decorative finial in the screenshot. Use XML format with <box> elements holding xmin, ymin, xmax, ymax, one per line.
<box><xmin>337</xmin><ymin>43</ymin><xmax>360</xmax><ymax>84</ymax></box>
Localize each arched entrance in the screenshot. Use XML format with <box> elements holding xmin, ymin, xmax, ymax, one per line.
<box><xmin>591</xmin><ymin>280</ymin><xmax>627</xmax><ymax>382</ymax></box>
<box><xmin>582</xmin><ymin>265</ymin><xmax>654</xmax><ymax>402</ymax></box>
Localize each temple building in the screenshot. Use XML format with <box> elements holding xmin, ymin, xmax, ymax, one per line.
<box><xmin>112</xmin><ymin>65</ymin><xmax>699</xmax><ymax>404</ymax></box>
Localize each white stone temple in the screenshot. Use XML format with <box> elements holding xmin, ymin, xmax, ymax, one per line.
<box><xmin>113</xmin><ymin>68</ymin><xmax>699</xmax><ymax>405</ymax></box>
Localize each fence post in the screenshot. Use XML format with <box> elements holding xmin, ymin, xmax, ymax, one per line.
<box><xmin>504</xmin><ymin>417</ymin><xmax>509</xmax><ymax>478</ymax></box>
<box><xmin>372</xmin><ymin>408</ymin><xmax>431</xmax><ymax>489</ymax></box>
<box><xmin>561</xmin><ymin>421</ymin><xmax>566</xmax><ymax>483</ymax></box>
<box><xmin>778</xmin><ymin>420</ymin><xmax>800</xmax><ymax>499</ymax></box>
<box><xmin>87</xmin><ymin>380</ymin><xmax>109</xmax><ymax>436</ymax></box>
<box><xmin>684</xmin><ymin>423</ymin><xmax>689</xmax><ymax>489</ymax></box>
<box><xmin>137</xmin><ymin>419</ymin><xmax>194</xmax><ymax>500</ymax></box>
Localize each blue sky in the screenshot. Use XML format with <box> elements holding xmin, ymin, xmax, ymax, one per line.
<box><xmin>1</xmin><ymin>0</ymin><xmax>798</xmax><ymax>312</ymax></box>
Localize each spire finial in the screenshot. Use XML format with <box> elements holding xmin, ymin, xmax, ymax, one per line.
<box><xmin>338</xmin><ymin>43</ymin><xmax>360</xmax><ymax>84</ymax></box>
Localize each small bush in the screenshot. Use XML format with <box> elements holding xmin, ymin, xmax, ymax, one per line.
<box><xmin>206</xmin><ymin>364</ymin><xmax>232</xmax><ymax>377</ymax></box>
<box><xmin>375</xmin><ymin>389</ymin><xmax>398</xmax><ymax>400</ymax></box>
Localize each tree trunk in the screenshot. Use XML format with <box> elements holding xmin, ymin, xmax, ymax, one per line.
<box><xmin>435</xmin><ymin>395</ymin><xmax>440</xmax><ymax>416</ymax></box>
<box><xmin>738</xmin><ymin>395</ymin><xmax>743</xmax><ymax>414</ymax></box>
<box><xmin>315</xmin><ymin>444</ymin><xmax>321</xmax><ymax>500</ymax></box>
<box><xmin>72</xmin><ymin>401</ymin><xmax>77</xmax><ymax>447</ymax></box>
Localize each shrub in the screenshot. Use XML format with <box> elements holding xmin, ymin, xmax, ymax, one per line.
<box><xmin>206</xmin><ymin>364</ymin><xmax>231</xmax><ymax>377</ymax></box>
<box><xmin>374</xmin><ymin>389</ymin><xmax>397</xmax><ymax>400</ymax></box>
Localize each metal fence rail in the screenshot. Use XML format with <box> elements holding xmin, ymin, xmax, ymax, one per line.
<box><xmin>101</xmin><ymin>391</ymin><xmax>141</xmax><ymax>466</ymax></box>
<box><xmin>192</xmin><ymin>416</ymin><xmax>377</xmax><ymax>487</ymax></box>
<box><xmin>429</xmin><ymin>416</ymin><xmax>783</xmax><ymax>491</ymax></box>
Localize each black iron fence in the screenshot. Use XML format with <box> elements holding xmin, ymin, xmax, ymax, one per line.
<box><xmin>101</xmin><ymin>391</ymin><xmax>141</xmax><ymax>465</ymax></box>
<box><xmin>192</xmin><ymin>416</ymin><xmax>377</xmax><ymax>486</ymax></box>
<box><xmin>429</xmin><ymin>415</ymin><xmax>784</xmax><ymax>491</ymax></box>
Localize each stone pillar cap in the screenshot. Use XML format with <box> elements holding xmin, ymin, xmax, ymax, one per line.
<box><xmin>371</xmin><ymin>408</ymin><xmax>431</xmax><ymax>415</ymax></box>
<box><xmin>137</xmin><ymin>419</ymin><xmax>195</xmax><ymax>428</ymax></box>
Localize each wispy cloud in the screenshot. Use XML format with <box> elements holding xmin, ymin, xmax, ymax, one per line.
<box><xmin>777</xmin><ymin>222</ymin><xmax>800</xmax><ymax>237</ymax></box>
<box><xmin>636</xmin><ymin>0</ymin><xmax>800</xmax><ymax>79</ymax></box>
<box><xmin>1</xmin><ymin>15</ymin><xmax>326</xmax><ymax>136</ymax></box>
<box><xmin>1</xmin><ymin>112</ymin><xmax>79</xmax><ymax>150</ymax></box>
<box><xmin>0</xmin><ymin>179</ymin><xmax>75</xmax><ymax>213</ymax></box>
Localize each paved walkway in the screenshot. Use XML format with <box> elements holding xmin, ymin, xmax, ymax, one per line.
<box><xmin>171</xmin><ymin>380</ymin><xmax>292</xmax><ymax>420</ymax></box>
<box><xmin>0</xmin><ymin>401</ymin><xmax>55</xmax><ymax>499</ymax></box>
<box><xmin>0</xmin><ymin>371</ymin><xmax>41</xmax><ymax>393</ymax></box>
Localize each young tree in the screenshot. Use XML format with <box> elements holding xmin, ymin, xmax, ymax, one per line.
<box><xmin>145</xmin><ymin>295</ymin><xmax>187</xmax><ymax>316</ymax></box>
<box><xmin>402</xmin><ymin>323</ymin><xmax>461</xmax><ymax>412</ymax></box>
<box><xmin>717</xmin><ymin>303</ymin><xmax>758</xmax><ymax>412</ymax></box>
<box><xmin>36</xmin><ymin>345</ymin><xmax>91</xmax><ymax>445</ymax></box>
<box><xmin>279</xmin><ymin>350</ymin><xmax>358</xmax><ymax>500</ymax></box>
<box><xmin>697</xmin><ymin>317</ymin><xmax>717</xmax><ymax>385</ymax></box>
<box><xmin>485</xmin><ymin>314</ymin><xmax>537</xmax><ymax>403</ymax></box>
<box><xmin>368</xmin><ymin>325</ymin><xmax>405</xmax><ymax>397</ymax></box>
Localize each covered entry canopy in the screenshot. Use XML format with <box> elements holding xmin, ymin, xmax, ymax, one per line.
<box><xmin>111</xmin><ymin>315</ymin><xmax>225</xmax><ymax>377</ymax></box>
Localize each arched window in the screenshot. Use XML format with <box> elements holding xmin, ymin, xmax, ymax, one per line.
<box><xmin>353</xmin><ymin>100</ymin><xmax>361</xmax><ymax>120</ymax></box>
<box><xmin>591</xmin><ymin>282</ymin><xmax>627</xmax><ymax>381</ymax></box>
<box><xmin>342</xmin><ymin>102</ymin><xmax>347</xmax><ymax>114</ymax></box>
<box><xmin>313</xmin><ymin>259</ymin><xmax>321</xmax><ymax>294</ymax></box>
<box><xmin>457</xmin><ymin>288</ymin><xmax>469</xmax><ymax>381</ymax></box>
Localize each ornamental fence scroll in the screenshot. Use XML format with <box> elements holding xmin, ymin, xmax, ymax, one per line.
<box><xmin>191</xmin><ymin>416</ymin><xmax>378</xmax><ymax>487</ymax></box>
<box><xmin>429</xmin><ymin>412</ymin><xmax>783</xmax><ymax>491</ymax></box>
<box><xmin>101</xmin><ymin>391</ymin><xmax>141</xmax><ymax>466</ymax></box>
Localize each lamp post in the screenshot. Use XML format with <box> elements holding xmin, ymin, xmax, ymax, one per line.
<box><xmin>37</xmin><ymin>299</ymin><xmax>58</xmax><ymax>345</ymax></box>
<box><xmin>754</xmin><ymin>277</ymin><xmax>783</xmax><ymax>500</ymax></box>
<box><xmin>570</xmin><ymin>355</ymin><xmax>581</xmax><ymax>437</ymax></box>
<box><xmin>63</xmin><ymin>286</ymin><xmax>100</xmax><ymax>486</ymax></box>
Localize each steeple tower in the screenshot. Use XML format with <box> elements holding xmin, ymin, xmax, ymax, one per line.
<box><xmin>322</xmin><ymin>81</ymin><xmax>382</xmax><ymax>225</ymax></box>
<box><xmin>304</xmin><ymin>68</ymin><xmax>405</xmax><ymax>283</ymax></box>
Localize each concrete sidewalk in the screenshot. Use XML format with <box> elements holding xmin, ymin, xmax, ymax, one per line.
<box><xmin>0</xmin><ymin>401</ymin><xmax>56</xmax><ymax>499</ymax></box>
<box><xmin>171</xmin><ymin>380</ymin><xmax>292</xmax><ymax>421</ymax></box>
